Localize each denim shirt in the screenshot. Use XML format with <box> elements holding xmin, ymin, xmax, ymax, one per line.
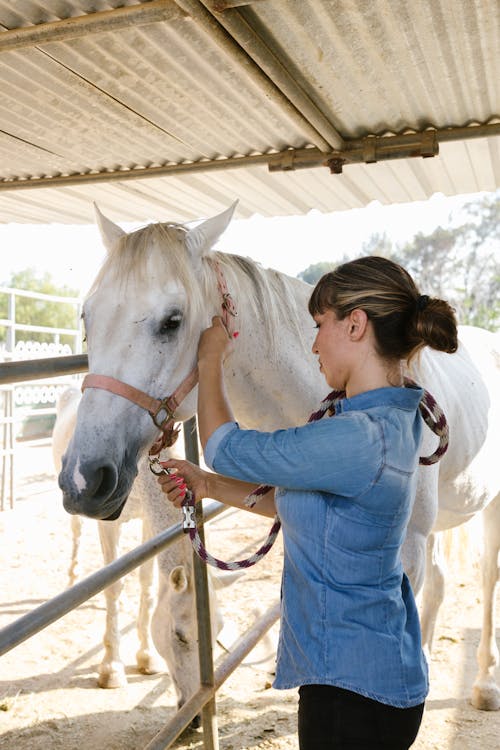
<box><xmin>205</xmin><ymin>386</ymin><xmax>429</xmax><ymax>708</ymax></box>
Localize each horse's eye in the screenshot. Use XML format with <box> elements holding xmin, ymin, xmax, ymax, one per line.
<box><xmin>174</xmin><ymin>628</ymin><xmax>189</xmax><ymax>645</ymax></box>
<box><xmin>159</xmin><ymin>312</ymin><xmax>182</xmax><ymax>336</ymax></box>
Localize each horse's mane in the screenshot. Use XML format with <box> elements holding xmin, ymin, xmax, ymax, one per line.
<box><xmin>88</xmin><ymin>221</ymin><xmax>311</xmax><ymax>356</ymax></box>
<box><xmin>210</xmin><ymin>251</ymin><xmax>311</xmax><ymax>352</ymax></box>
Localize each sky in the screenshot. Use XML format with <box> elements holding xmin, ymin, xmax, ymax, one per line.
<box><xmin>0</xmin><ymin>189</ymin><xmax>496</xmax><ymax>297</ymax></box>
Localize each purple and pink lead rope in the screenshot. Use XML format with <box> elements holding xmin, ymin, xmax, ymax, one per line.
<box><xmin>179</xmin><ymin>377</ymin><xmax>449</xmax><ymax>571</ymax></box>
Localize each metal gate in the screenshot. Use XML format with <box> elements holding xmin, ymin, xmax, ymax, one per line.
<box><xmin>0</xmin><ymin>353</ymin><xmax>280</xmax><ymax>749</ymax></box>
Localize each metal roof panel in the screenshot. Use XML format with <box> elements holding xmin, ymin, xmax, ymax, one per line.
<box><xmin>0</xmin><ymin>0</ymin><xmax>498</xmax><ymax>222</ymax></box>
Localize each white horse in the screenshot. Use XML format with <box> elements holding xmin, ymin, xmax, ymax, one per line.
<box><xmin>53</xmin><ymin>386</ymin><xmax>228</xmax><ymax>712</ymax></box>
<box><xmin>58</xmin><ymin>203</ymin><xmax>500</xmax><ymax>713</ymax></box>
<box><xmin>52</xmin><ymin>386</ymin><xmax>164</xmax><ymax>687</ymax></box>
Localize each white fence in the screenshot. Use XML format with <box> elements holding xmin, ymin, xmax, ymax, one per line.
<box><xmin>0</xmin><ymin>285</ymin><xmax>83</xmax><ymax>509</ymax></box>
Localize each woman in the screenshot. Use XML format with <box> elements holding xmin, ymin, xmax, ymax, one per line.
<box><xmin>157</xmin><ymin>256</ymin><xmax>458</xmax><ymax>749</ymax></box>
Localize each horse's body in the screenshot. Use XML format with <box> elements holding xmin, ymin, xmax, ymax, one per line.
<box><xmin>59</xmin><ymin>204</ymin><xmax>500</xmax><ymax>712</ymax></box>
<box><xmin>53</xmin><ymin>386</ymin><xmax>226</xmax><ymax>705</ymax></box>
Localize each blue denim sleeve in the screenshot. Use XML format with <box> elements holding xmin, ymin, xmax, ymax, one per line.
<box><xmin>204</xmin><ymin>421</ymin><xmax>239</xmax><ymax>470</ymax></box>
<box><xmin>210</xmin><ymin>413</ymin><xmax>384</xmax><ymax>498</ymax></box>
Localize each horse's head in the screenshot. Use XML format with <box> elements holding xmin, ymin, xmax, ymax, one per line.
<box><xmin>59</xmin><ymin>202</ymin><xmax>237</xmax><ymax>521</ymax></box>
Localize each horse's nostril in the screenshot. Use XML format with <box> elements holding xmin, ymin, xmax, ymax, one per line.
<box><xmin>60</xmin><ymin>458</ymin><xmax>119</xmax><ymax>504</ymax></box>
<box><xmin>93</xmin><ymin>463</ymin><xmax>118</xmax><ymax>501</ymax></box>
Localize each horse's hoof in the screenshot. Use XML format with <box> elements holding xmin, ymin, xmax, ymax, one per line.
<box><xmin>190</xmin><ymin>714</ymin><xmax>202</xmax><ymax>729</ymax></box>
<box><xmin>471</xmin><ymin>682</ymin><xmax>500</xmax><ymax>711</ymax></box>
<box><xmin>98</xmin><ymin>661</ymin><xmax>128</xmax><ymax>689</ymax></box>
<box><xmin>177</xmin><ymin>703</ymin><xmax>201</xmax><ymax>731</ymax></box>
<box><xmin>136</xmin><ymin>648</ymin><xmax>163</xmax><ymax>675</ymax></box>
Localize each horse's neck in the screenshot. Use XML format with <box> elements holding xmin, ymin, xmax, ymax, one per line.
<box><xmin>218</xmin><ymin>261</ymin><xmax>325</xmax><ymax>429</ymax></box>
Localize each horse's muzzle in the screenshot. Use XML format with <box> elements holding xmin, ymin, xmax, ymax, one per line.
<box><xmin>58</xmin><ymin>455</ymin><xmax>135</xmax><ymax>521</ymax></box>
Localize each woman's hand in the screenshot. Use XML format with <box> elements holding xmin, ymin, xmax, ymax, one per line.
<box><xmin>197</xmin><ymin>316</ymin><xmax>234</xmax><ymax>366</ymax></box>
<box><xmin>156</xmin><ymin>458</ymin><xmax>211</xmax><ymax>508</ymax></box>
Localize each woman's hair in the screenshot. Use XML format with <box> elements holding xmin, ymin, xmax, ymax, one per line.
<box><xmin>308</xmin><ymin>256</ymin><xmax>458</xmax><ymax>363</ymax></box>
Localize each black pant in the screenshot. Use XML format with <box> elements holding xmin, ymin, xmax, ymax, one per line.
<box><xmin>298</xmin><ymin>684</ymin><xmax>424</xmax><ymax>750</ymax></box>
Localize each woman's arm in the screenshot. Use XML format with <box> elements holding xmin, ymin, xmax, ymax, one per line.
<box><xmin>157</xmin><ymin>457</ymin><xmax>277</xmax><ymax>518</ymax></box>
<box><xmin>196</xmin><ymin>316</ymin><xmax>236</xmax><ymax>449</ymax></box>
<box><xmin>159</xmin><ymin>317</ymin><xmax>275</xmax><ymax>517</ymax></box>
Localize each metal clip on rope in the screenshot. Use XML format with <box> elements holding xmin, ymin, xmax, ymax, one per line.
<box><xmin>149</xmin><ymin>456</ymin><xmax>196</xmax><ymax>533</ymax></box>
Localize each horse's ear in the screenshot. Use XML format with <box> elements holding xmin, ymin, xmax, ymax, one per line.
<box><xmin>185</xmin><ymin>201</ymin><xmax>238</xmax><ymax>260</ymax></box>
<box><xmin>94</xmin><ymin>202</ymin><xmax>126</xmax><ymax>254</ymax></box>
<box><xmin>169</xmin><ymin>565</ymin><xmax>189</xmax><ymax>593</ymax></box>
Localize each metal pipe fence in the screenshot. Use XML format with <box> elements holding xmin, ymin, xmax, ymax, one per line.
<box><xmin>0</xmin><ymin>499</ymin><xmax>225</xmax><ymax>658</ymax></box>
<box><xmin>0</xmin><ymin>352</ymin><xmax>280</xmax><ymax>750</ymax></box>
<box><xmin>0</xmin><ymin>286</ymin><xmax>83</xmax><ymax>508</ymax></box>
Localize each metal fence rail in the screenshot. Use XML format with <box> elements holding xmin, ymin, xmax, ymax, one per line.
<box><xmin>0</xmin><ymin>353</ymin><xmax>88</xmax><ymax>385</ymax></box>
<box><xmin>0</xmin><ymin>500</ymin><xmax>225</xmax><ymax>657</ymax></box>
<box><xmin>0</xmin><ymin>286</ymin><xmax>84</xmax><ymax>508</ymax></box>
<box><xmin>0</xmin><ymin>353</ymin><xmax>280</xmax><ymax>750</ymax></box>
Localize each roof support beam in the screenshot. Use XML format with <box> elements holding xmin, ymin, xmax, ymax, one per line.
<box><xmin>0</xmin><ymin>152</ymin><xmax>275</xmax><ymax>191</ymax></box>
<box><xmin>0</xmin><ymin>1</ymin><xmax>185</xmax><ymax>52</ymax></box>
<box><xmin>174</xmin><ymin>0</ymin><xmax>335</xmax><ymax>152</ymax></box>
<box><xmin>0</xmin><ymin>0</ymin><xmax>337</xmax><ymax>154</ymax></box>
<box><xmin>1</xmin><ymin>123</ymin><xmax>498</xmax><ymax>191</ymax></box>
<box><xmin>269</xmin><ymin>123</ymin><xmax>500</xmax><ymax>172</ymax></box>
<box><xmin>196</xmin><ymin>0</ymin><xmax>344</xmax><ymax>150</ymax></box>
<box><xmin>206</xmin><ymin>1</ymin><xmax>267</xmax><ymax>9</ymax></box>
<box><xmin>271</xmin><ymin>132</ymin><xmax>440</xmax><ymax>174</ymax></box>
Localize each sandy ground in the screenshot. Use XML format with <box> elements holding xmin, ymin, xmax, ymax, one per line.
<box><xmin>0</xmin><ymin>440</ymin><xmax>499</xmax><ymax>750</ymax></box>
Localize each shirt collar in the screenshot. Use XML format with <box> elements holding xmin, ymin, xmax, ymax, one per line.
<box><xmin>335</xmin><ymin>384</ymin><xmax>423</xmax><ymax>414</ymax></box>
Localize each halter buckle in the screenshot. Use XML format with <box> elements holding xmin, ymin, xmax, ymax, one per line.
<box><xmin>150</xmin><ymin>398</ymin><xmax>176</xmax><ymax>430</ymax></box>
<box><xmin>222</xmin><ymin>293</ymin><xmax>238</xmax><ymax>317</ymax></box>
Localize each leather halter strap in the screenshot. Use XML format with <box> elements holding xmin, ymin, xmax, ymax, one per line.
<box><xmin>81</xmin><ymin>258</ymin><xmax>237</xmax><ymax>453</ymax></box>
<box><xmin>81</xmin><ymin>368</ymin><xmax>200</xmax><ymax>451</ymax></box>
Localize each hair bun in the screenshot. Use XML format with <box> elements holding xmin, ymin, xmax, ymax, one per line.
<box><xmin>416</xmin><ymin>294</ymin><xmax>430</xmax><ymax>312</ymax></box>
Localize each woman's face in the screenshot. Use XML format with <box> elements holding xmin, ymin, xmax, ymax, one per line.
<box><xmin>311</xmin><ymin>309</ymin><xmax>352</xmax><ymax>390</ymax></box>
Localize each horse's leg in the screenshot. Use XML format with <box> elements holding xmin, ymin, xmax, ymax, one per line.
<box><xmin>97</xmin><ymin>520</ymin><xmax>128</xmax><ymax>688</ymax></box>
<box><xmin>471</xmin><ymin>494</ymin><xmax>500</xmax><ymax>710</ymax></box>
<box><xmin>67</xmin><ymin>515</ymin><xmax>83</xmax><ymax>587</ymax></box>
<box><xmin>419</xmin><ymin>531</ymin><xmax>446</xmax><ymax>658</ymax></box>
<box><xmin>135</xmin><ymin>517</ymin><xmax>163</xmax><ymax>675</ymax></box>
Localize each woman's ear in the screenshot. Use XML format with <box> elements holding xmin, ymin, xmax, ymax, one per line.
<box><xmin>348</xmin><ymin>309</ymin><xmax>369</xmax><ymax>340</ymax></box>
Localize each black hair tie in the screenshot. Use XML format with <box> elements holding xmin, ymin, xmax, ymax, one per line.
<box><xmin>416</xmin><ymin>294</ymin><xmax>430</xmax><ymax>312</ymax></box>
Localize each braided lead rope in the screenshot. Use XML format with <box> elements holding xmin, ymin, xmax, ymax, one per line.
<box><xmin>244</xmin><ymin>388</ymin><xmax>345</xmax><ymax>509</ymax></box>
<box><xmin>182</xmin><ymin>492</ymin><xmax>282</xmax><ymax>570</ymax></box>
<box><xmin>405</xmin><ymin>378</ymin><xmax>449</xmax><ymax>465</ymax></box>
<box><xmin>211</xmin><ymin>258</ymin><xmax>239</xmax><ymax>339</ymax></box>
<box><xmin>244</xmin><ymin>380</ymin><xmax>448</xmax><ymax>509</ymax></box>
<box><xmin>179</xmin><ymin>381</ymin><xmax>448</xmax><ymax>569</ymax></box>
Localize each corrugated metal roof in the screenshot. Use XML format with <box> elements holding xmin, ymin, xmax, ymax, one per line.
<box><xmin>0</xmin><ymin>0</ymin><xmax>499</xmax><ymax>223</ymax></box>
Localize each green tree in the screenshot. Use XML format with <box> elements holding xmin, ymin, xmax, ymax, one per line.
<box><xmin>389</xmin><ymin>219</ymin><xmax>500</xmax><ymax>330</ymax></box>
<box><xmin>297</xmin><ymin>193</ymin><xmax>500</xmax><ymax>331</ymax></box>
<box><xmin>297</xmin><ymin>257</ymin><xmax>350</xmax><ymax>285</ymax></box>
<box><xmin>0</xmin><ymin>268</ymin><xmax>81</xmax><ymax>348</ymax></box>
<box><xmin>393</xmin><ymin>227</ymin><xmax>459</xmax><ymax>299</ymax></box>
<box><xmin>356</xmin><ymin>232</ymin><xmax>395</xmax><ymax>259</ymax></box>
<box><xmin>453</xmin><ymin>194</ymin><xmax>500</xmax><ymax>329</ymax></box>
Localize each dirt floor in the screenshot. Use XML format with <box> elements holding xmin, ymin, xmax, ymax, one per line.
<box><xmin>0</xmin><ymin>440</ymin><xmax>499</xmax><ymax>750</ymax></box>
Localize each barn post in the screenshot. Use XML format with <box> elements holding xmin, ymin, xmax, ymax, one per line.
<box><xmin>184</xmin><ymin>415</ymin><xmax>220</xmax><ymax>750</ymax></box>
